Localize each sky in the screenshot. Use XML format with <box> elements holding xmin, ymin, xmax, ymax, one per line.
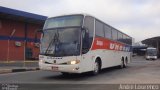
<box><xmin>0</xmin><ymin>0</ymin><xmax>160</xmax><ymax>42</ymax></box>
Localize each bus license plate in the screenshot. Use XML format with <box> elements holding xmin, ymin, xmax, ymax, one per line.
<box><xmin>51</xmin><ymin>66</ymin><xmax>58</xmax><ymax>71</ymax></box>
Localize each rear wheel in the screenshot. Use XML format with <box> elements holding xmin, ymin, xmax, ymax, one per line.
<box><xmin>124</xmin><ymin>58</ymin><xmax>128</xmax><ymax>68</ymax></box>
<box><xmin>123</xmin><ymin>60</ymin><xmax>127</xmax><ymax>68</ymax></box>
<box><xmin>120</xmin><ymin>59</ymin><xmax>126</xmax><ymax>69</ymax></box>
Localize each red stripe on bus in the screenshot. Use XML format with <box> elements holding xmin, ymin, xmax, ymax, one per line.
<box><xmin>91</xmin><ymin>37</ymin><xmax>127</xmax><ymax>51</ymax></box>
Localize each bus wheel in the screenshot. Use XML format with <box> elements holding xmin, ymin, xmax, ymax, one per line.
<box><xmin>124</xmin><ymin>58</ymin><xmax>128</xmax><ymax>68</ymax></box>
<box><xmin>123</xmin><ymin>60</ymin><xmax>127</xmax><ymax>68</ymax></box>
<box><xmin>120</xmin><ymin>59</ymin><xmax>125</xmax><ymax>69</ymax></box>
<box><xmin>91</xmin><ymin>60</ymin><xmax>100</xmax><ymax>75</ymax></box>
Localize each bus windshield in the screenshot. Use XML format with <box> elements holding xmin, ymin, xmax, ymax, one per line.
<box><xmin>146</xmin><ymin>49</ymin><xmax>157</xmax><ymax>56</ymax></box>
<box><xmin>40</xmin><ymin>15</ymin><xmax>84</xmax><ymax>57</ymax></box>
<box><xmin>44</xmin><ymin>15</ymin><xmax>83</xmax><ymax>29</ymax></box>
<box><xmin>40</xmin><ymin>27</ymin><xmax>81</xmax><ymax>57</ymax></box>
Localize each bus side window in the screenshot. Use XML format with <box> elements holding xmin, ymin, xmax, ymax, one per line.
<box><xmin>95</xmin><ymin>20</ymin><xmax>105</xmax><ymax>37</ymax></box>
<box><xmin>104</xmin><ymin>25</ymin><xmax>112</xmax><ymax>39</ymax></box>
<box><xmin>83</xmin><ymin>16</ymin><xmax>94</xmax><ymax>54</ymax></box>
<box><xmin>118</xmin><ymin>32</ymin><xmax>123</xmax><ymax>42</ymax></box>
<box><xmin>112</xmin><ymin>29</ymin><xmax>118</xmax><ymax>41</ymax></box>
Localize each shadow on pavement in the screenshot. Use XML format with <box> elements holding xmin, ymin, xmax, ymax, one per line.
<box><xmin>43</xmin><ymin>66</ymin><xmax>124</xmax><ymax>81</ymax></box>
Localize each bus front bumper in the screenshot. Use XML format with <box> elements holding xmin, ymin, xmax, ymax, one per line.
<box><xmin>146</xmin><ymin>56</ymin><xmax>157</xmax><ymax>60</ymax></box>
<box><xmin>39</xmin><ymin>62</ymin><xmax>81</xmax><ymax>73</ymax></box>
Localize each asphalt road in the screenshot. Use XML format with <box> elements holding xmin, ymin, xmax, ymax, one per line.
<box><xmin>0</xmin><ymin>56</ymin><xmax>160</xmax><ymax>90</ymax></box>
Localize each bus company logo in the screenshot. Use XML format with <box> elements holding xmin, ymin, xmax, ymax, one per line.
<box><xmin>96</xmin><ymin>40</ymin><xmax>103</xmax><ymax>46</ymax></box>
<box><xmin>110</xmin><ymin>43</ymin><xmax>130</xmax><ymax>51</ymax></box>
<box><xmin>53</xmin><ymin>60</ymin><xmax>56</xmax><ymax>63</ymax></box>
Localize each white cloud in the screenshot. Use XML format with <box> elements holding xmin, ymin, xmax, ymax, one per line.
<box><xmin>0</xmin><ymin>0</ymin><xmax>160</xmax><ymax>42</ymax></box>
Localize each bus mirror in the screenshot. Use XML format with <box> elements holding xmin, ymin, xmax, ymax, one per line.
<box><xmin>37</xmin><ymin>29</ymin><xmax>43</xmax><ymax>33</ymax></box>
<box><xmin>82</xmin><ymin>27</ymin><xmax>87</xmax><ymax>31</ymax></box>
<box><xmin>82</xmin><ymin>30</ymin><xmax>85</xmax><ymax>38</ymax></box>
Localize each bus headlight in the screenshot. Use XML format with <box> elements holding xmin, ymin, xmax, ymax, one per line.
<box><xmin>68</xmin><ymin>60</ymin><xmax>80</xmax><ymax>65</ymax></box>
<box><xmin>39</xmin><ymin>59</ymin><xmax>44</xmax><ymax>63</ymax></box>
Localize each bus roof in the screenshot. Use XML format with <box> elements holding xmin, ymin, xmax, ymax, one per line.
<box><xmin>47</xmin><ymin>13</ymin><xmax>132</xmax><ymax>38</ymax></box>
<box><xmin>147</xmin><ymin>47</ymin><xmax>157</xmax><ymax>49</ymax></box>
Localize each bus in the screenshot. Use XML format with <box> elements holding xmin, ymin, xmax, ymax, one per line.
<box><xmin>39</xmin><ymin>14</ymin><xmax>132</xmax><ymax>75</ymax></box>
<box><xmin>145</xmin><ymin>47</ymin><xmax>157</xmax><ymax>60</ymax></box>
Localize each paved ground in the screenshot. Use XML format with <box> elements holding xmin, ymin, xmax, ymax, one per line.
<box><xmin>0</xmin><ymin>61</ymin><xmax>39</xmax><ymax>74</ymax></box>
<box><xmin>0</xmin><ymin>61</ymin><xmax>38</xmax><ymax>68</ymax></box>
<box><xmin>0</xmin><ymin>56</ymin><xmax>160</xmax><ymax>84</ymax></box>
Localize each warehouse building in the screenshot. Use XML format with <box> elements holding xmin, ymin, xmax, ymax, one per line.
<box><xmin>0</xmin><ymin>6</ymin><xmax>47</xmax><ymax>61</ymax></box>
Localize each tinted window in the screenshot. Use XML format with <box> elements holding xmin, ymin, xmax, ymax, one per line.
<box><xmin>104</xmin><ymin>25</ymin><xmax>112</xmax><ymax>39</ymax></box>
<box><xmin>118</xmin><ymin>32</ymin><xmax>123</xmax><ymax>42</ymax></box>
<box><xmin>122</xmin><ymin>34</ymin><xmax>126</xmax><ymax>44</ymax></box>
<box><xmin>95</xmin><ymin>20</ymin><xmax>104</xmax><ymax>37</ymax></box>
<box><xmin>126</xmin><ymin>36</ymin><xmax>132</xmax><ymax>45</ymax></box>
<box><xmin>44</xmin><ymin>15</ymin><xmax>83</xmax><ymax>29</ymax></box>
<box><xmin>84</xmin><ymin>16</ymin><xmax>94</xmax><ymax>37</ymax></box>
<box><xmin>83</xmin><ymin>16</ymin><xmax>94</xmax><ymax>53</ymax></box>
<box><xmin>122</xmin><ymin>34</ymin><xmax>132</xmax><ymax>45</ymax></box>
<box><xmin>112</xmin><ymin>29</ymin><xmax>118</xmax><ymax>40</ymax></box>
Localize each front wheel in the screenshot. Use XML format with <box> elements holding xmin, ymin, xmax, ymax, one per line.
<box><xmin>91</xmin><ymin>61</ymin><xmax>100</xmax><ymax>75</ymax></box>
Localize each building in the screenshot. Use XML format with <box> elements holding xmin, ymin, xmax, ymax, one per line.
<box><xmin>0</xmin><ymin>6</ymin><xmax>47</xmax><ymax>61</ymax></box>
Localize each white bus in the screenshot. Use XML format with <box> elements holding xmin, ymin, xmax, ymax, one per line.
<box><xmin>145</xmin><ymin>47</ymin><xmax>157</xmax><ymax>60</ymax></box>
<box><xmin>39</xmin><ymin>14</ymin><xmax>132</xmax><ymax>75</ymax></box>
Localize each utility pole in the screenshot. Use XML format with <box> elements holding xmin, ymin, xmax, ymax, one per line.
<box><xmin>157</xmin><ymin>41</ymin><xmax>159</xmax><ymax>57</ymax></box>
<box><xmin>7</xmin><ymin>29</ymin><xmax>16</xmax><ymax>63</ymax></box>
<box><xmin>23</xmin><ymin>23</ymin><xmax>27</xmax><ymax>67</ymax></box>
<box><xmin>23</xmin><ymin>40</ymin><xmax>26</xmax><ymax>67</ymax></box>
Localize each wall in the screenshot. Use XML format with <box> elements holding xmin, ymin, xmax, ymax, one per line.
<box><xmin>0</xmin><ymin>18</ymin><xmax>42</xmax><ymax>61</ymax></box>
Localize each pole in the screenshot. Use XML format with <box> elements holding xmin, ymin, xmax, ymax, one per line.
<box><xmin>157</xmin><ymin>41</ymin><xmax>159</xmax><ymax>57</ymax></box>
<box><xmin>23</xmin><ymin>40</ymin><xmax>26</xmax><ymax>67</ymax></box>
<box><xmin>7</xmin><ymin>39</ymin><xmax>10</xmax><ymax>63</ymax></box>
<box><xmin>7</xmin><ymin>29</ymin><xmax>16</xmax><ymax>63</ymax></box>
<box><xmin>24</xmin><ymin>23</ymin><xmax>28</xmax><ymax>67</ymax></box>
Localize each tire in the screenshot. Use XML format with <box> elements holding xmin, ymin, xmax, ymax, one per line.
<box><xmin>91</xmin><ymin>60</ymin><xmax>100</xmax><ymax>75</ymax></box>
<box><xmin>119</xmin><ymin>59</ymin><xmax>126</xmax><ymax>69</ymax></box>
<box><xmin>123</xmin><ymin>60</ymin><xmax>127</xmax><ymax>68</ymax></box>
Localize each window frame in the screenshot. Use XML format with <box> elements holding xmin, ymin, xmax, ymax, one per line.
<box><xmin>95</xmin><ymin>19</ymin><xmax>105</xmax><ymax>38</ymax></box>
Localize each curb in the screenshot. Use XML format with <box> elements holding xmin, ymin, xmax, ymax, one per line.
<box><xmin>0</xmin><ymin>61</ymin><xmax>39</xmax><ymax>64</ymax></box>
<box><xmin>0</xmin><ymin>68</ymin><xmax>40</xmax><ymax>74</ymax></box>
<box><xmin>0</xmin><ymin>69</ymin><xmax>12</xmax><ymax>74</ymax></box>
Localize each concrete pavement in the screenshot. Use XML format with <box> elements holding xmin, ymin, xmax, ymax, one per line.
<box><xmin>0</xmin><ymin>56</ymin><xmax>160</xmax><ymax>84</ymax></box>
<box><xmin>0</xmin><ymin>60</ymin><xmax>39</xmax><ymax>74</ymax></box>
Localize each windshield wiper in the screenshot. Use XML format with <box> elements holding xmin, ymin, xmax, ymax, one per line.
<box><xmin>44</xmin><ymin>31</ymin><xmax>60</xmax><ymax>55</ymax></box>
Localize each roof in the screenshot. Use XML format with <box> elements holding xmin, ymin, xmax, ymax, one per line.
<box><xmin>141</xmin><ymin>36</ymin><xmax>160</xmax><ymax>49</ymax></box>
<box><xmin>132</xmin><ymin>46</ymin><xmax>147</xmax><ymax>49</ymax></box>
<box><xmin>0</xmin><ymin>6</ymin><xmax>47</xmax><ymax>24</ymax></box>
<box><xmin>142</xmin><ymin>36</ymin><xmax>160</xmax><ymax>44</ymax></box>
<box><xmin>48</xmin><ymin>13</ymin><xmax>132</xmax><ymax>38</ymax></box>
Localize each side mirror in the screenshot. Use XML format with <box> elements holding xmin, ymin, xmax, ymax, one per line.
<box><xmin>81</xmin><ymin>27</ymin><xmax>85</xmax><ymax>30</ymax></box>
<box><xmin>36</xmin><ymin>29</ymin><xmax>43</xmax><ymax>33</ymax></box>
<box><xmin>81</xmin><ymin>27</ymin><xmax>89</xmax><ymax>38</ymax></box>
